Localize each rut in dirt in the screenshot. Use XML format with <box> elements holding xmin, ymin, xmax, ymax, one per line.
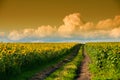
<box><xmin>29</xmin><ymin>44</ymin><xmax>81</xmax><ymax>80</ymax></box>
<box><xmin>76</xmin><ymin>45</ymin><xmax>91</xmax><ymax>80</ymax></box>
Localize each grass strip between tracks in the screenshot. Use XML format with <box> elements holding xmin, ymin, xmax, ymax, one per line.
<box><xmin>45</xmin><ymin>46</ymin><xmax>83</xmax><ymax>80</ymax></box>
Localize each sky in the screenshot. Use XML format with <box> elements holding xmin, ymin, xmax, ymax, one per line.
<box><xmin>0</xmin><ymin>0</ymin><xmax>120</xmax><ymax>42</ymax></box>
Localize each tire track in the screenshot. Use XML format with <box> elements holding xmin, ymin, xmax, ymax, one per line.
<box><xmin>76</xmin><ymin>45</ymin><xmax>91</xmax><ymax>80</ymax></box>
<box><xmin>29</xmin><ymin>44</ymin><xmax>81</xmax><ymax>80</ymax></box>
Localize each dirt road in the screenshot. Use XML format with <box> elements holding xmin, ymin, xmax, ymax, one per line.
<box><xmin>30</xmin><ymin>44</ymin><xmax>81</xmax><ymax>80</ymax></box>
<box><xmin>76</xmin><ymin>46</ymin><xmax>91</xmax><ymax>80</ymax></box>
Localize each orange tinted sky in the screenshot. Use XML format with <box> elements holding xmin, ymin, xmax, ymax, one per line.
<box><xmin>0</xmin><ymin>0</ymin><xmax>120</xmax><ymax>42</ymax></box>
<box><xmin>0</xmin><ymin>0</ymin><xmax>120</xmax><ymax>32</ymax></box>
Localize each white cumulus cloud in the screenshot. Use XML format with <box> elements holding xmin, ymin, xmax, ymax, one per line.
<box><xmin>0</xmin><ymin>32</ymin><xmax>5</xmax><ymax>37</ymax></box>
<box><xmin>7</xmin><ymin>13</ymin><xmax>120</xmax><ymax>41</ymax></box>
<box><xmin>8</xmin><ymin>25</ymin><xmax>56</xmax><ymax>40</ymax></box>
<box><xmin>58</xmin><ymin>13</ymin><xmax>120</xmax><ymax>39</ymax></box>
<box><xmin>58</xmin><ymin>13</ymin><xmax>84</xmax><ymax>37</ymax></box>
<box><xmin>110</xmin><ymin>27</ymin><xmax>120</xmax><ymax>38</ymax></box>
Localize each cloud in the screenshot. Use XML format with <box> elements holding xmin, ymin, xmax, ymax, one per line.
<box><xmin>34</xmin><ymin>25</ymin><xmax>56</xmax><ymax>37</ymax></box>
<box><xmin>58</xmin><ymin>25</ymin><xmax>75</xmax><ymax>37</ymax></box>
<box><xmin>96</xmin><ymin>19</ymin><xmax>113</xmax><ymax>30</ymax></box>
<box><xmin>82</xmin><ymin>22</ymin><xmax>94</xmax><ymax>31</ymax></box>
<box><xmin>8</xmin><ymin>30</ymin><xmax>23</xmax><ymax>40</ymax></box>
<box><xmin>113</xmin><ymin>16</ymin><xmax>120</xmax><ymax>27</ymax></box>
<box><xmin>96</xmin><ymin>15</ymin><xmax>120</xmax><ymax>30</ymax></box>
<box><xmin>110</xmin><ymin>27</ymin><xmax>120</xmax><ymax>38</ymax></box>
<box><xmin>8</xmin><ymin>13</ymin><xmax>120</xmax><ymax>41</ymax></box>
<box><xmin>58</xmin><ymin>13</ymin><xmax>120</xmax><ymax>39</ymax></box>
<box><xmin>63</xmin><ymin>13</ymin><xmax>83</xmax><ymax>26</ymax></box>
<box><xmin>8</xmin><ymin>25</ymin><xmax>56</xmax><ymax>40</ymax></box>
<box><xmin>0</xmin><ymin>32</ymin><xmax>5</xmax><ymax>37</ymax></box>
<box><xmin>58</xmin><ymin>13</ymin><xmax>84</xmax><ymax>37</ymax></box>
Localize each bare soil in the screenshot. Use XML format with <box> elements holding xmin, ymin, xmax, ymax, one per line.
<box><xmin>29</xmin><ymin>44</ymin><xmax>81</xmax><ymax>80</ymax></box>
<box><xmin>76</xmin><ymin>47</ymin><xmax>91</xmax><ymax>80</ymax></box>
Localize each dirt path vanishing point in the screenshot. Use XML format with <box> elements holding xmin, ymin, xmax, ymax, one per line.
<box><xmin>30</xmin><ymin>44</ymin><xmax>81</xmax><ymax>80</ymax></box>
<box><xmin>76</xmin><ymin>46</ymin><xmax>91</xmax><ymax>80</ymax></box>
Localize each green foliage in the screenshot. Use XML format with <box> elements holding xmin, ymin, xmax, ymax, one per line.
<box><xmin>0</xmin><ymin>43</ymin><xmax>77</xmax><ymax>80</ymax></box>
<box><xmin>86</xmin><ymin>42</ymin><xmax>120</xmax><ymax>80</ymax></box>
<box><xmin>45</xmin><ymin>45</ymin><xmax>83</xmax><ymax>80</ymax></box>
